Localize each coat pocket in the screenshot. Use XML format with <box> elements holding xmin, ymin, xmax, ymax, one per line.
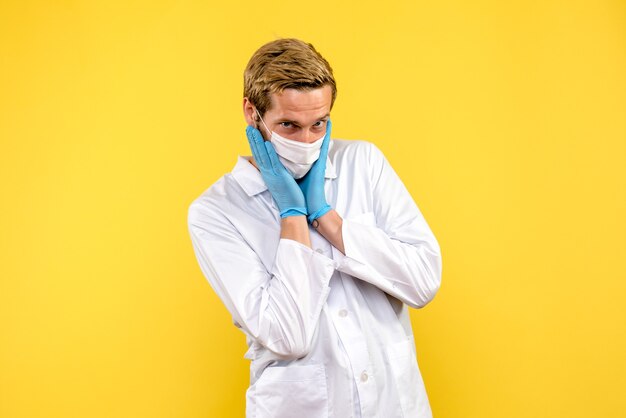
<box><xmin>251</xmin><ymin>363</ymin><xmax>329</xmax><ymax>418</ymax></box>
<box><xmin>386</xmin><ymin>338</ymin><xmax>432</xmax><ymax>417</ymax></box>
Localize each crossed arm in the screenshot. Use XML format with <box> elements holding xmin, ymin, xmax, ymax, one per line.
<box><xmin>280</xmin><ymin>210</ymin><xmax>344</xmax><ymax>254</ymax></box>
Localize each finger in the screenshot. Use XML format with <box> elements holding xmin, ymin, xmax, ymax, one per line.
<box><xmin>264</xmin><ymin>140</ymin><xmax>286</xmax><ymax>175</ymax></box>
<box><xmin>246</xmin><ymin>125</ymin><xmax>261</xmax><ymax>152</ymax></box>
<box><xmin>321</xmin><ymin>119</ymin><xmax>332</xmax><ymax>153</ymax></box>
<box><xmin>246</xmin><ymin>125</ymin><xmax>265</xmax><ymax>149</ymax></box>
<box><xmin>247</xmin><ymin>132</ymin><xmax>266</xmax><ymax>169</ymax></box>
<box><xmin>246</xmin><ymin>126</ymin><xmax>259</xmax><ymax>157</ymax></box>
<box><xmin>246</xmin><ymin>125</ymin><xmax>270</xmax><ymax>168</ymax></box>
<box><xmin>318</xmin><ymin>119</ymin><xmax>332</xmax><ymax>159</ymax></box>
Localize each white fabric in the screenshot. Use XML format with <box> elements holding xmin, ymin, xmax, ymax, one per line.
<box><xmin>269</xmin><ymin>129</ymin><xmax>325</xmax><ymax>164</ymax></box>
<box><xmin>188</xmin><ymin>138</ymin><xmax>442</xmax><ymax>418</ymax></box>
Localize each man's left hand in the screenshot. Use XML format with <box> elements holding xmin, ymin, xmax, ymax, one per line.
<box><xmin>298</xmin><ymin>120</ymin><xmax>333</xmax><ymax>223</ymax></box>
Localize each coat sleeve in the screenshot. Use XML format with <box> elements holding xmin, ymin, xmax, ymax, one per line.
<box><xmin>333</xmin><ymin>142</ymin><xmax>443</xmax><ymax>308</ymax></box>
<box><xmin>188</xmin><ymin>200</ymin><xmax>335</xmax><ymax>359</ymax></box>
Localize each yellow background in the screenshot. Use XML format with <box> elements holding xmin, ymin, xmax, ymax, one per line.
<box><xmin>1</xmin><ymin>0</ymin><xmax>625</xmax><ymax>417</ymax></box>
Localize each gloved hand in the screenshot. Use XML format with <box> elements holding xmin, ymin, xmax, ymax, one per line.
<box><xmin>298</xmin><ymin>120</ymin><xmax>333</xmax><ymax>223</ymax></box>
<box><xmin>246</xmin><ymin>125</ymin><xmax>307</xmax><ymax>218</ymax></box>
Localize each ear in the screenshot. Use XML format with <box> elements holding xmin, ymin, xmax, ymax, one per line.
<box><xmin>242</xmin><ymin>97</ymin><xmax>257</xmax><ymax>127</ymax></box>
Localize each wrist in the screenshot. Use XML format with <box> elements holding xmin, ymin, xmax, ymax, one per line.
<box><xmin>313</xmin><ymin>209</ymin><xmax>345</xmax><ymax>254</ymax></box>
<box><xmin>280</xmin><ymin>215</ymin><xmax>311</xmax><ymax>248</ymax></box>
<box><xmin>280</xmin><ymin>207</ymin><xmax>308</xmax><ymax>218</ymax></box>
<box><xmin>307</xmin><ymin>204</ymin><xmax>332</xmax><ymax>224</ymax></box>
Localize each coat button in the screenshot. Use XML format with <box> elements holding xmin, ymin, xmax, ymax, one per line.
<box><xmin>360</xmin><ymin>371</ymin><xmax>368</xmax><ymax>382</ymax></box>
<box><xmin>338</xmin><ymin>309</ymin><xmax>348</xmax><ymax>318</ymax></box>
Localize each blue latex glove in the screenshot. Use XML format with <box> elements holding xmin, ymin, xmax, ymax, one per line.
<box><xmin>298</xmin><ymin>120</ymin><xmax>333</xmax><ymax>223</ymax></box>
<box><xmin>246</xmin><ymin>125</ymin><xmax>307</xmax><ymax>218</ymax></box>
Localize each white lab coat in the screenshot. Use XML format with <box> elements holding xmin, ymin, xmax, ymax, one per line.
<box><xmin>188</xmin><ymin>139</ymin><xmax>442</xmax><ymax>418</ymax></box>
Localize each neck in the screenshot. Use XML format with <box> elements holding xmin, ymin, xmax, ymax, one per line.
<box><xmin>248</xmin><ymin>157</ymin><xmax>259</xmax><ymax>171</ymax></box>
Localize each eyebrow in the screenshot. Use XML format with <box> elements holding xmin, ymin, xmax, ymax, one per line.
<box><xmin>276</xmin><ymin>114</ymin><xmax>330</xmax><ymax>125</ymax></box>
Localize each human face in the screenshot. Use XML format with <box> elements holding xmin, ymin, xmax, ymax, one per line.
<box><xmin>244</xmin><ymin>85</ymin><xmax>332</xmax><ymax>144</ymax></box>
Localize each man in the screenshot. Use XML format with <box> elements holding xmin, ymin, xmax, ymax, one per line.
<box><xmin>188</xmin><ymin>38</ymin><xmax>442</xmax><ymax>418</ymax></box>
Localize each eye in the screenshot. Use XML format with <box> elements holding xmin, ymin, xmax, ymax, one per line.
<box><xmin>280</xmin><ymin>122</ymin><xmax>294</xmax><ymax>129</ymax></box>
<box><xmin>313</xmin><ymin>120</ymin><xmax>326</xmax><ymax>128</ymax></box>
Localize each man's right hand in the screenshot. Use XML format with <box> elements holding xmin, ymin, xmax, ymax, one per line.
<box><xmin>246</xmin><ymin>126</ymin><xmax>308</xmax><ymax>218</ymax></box>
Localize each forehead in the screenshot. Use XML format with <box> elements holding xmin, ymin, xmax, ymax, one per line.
<box><xmin>267</xmin><ymin>85</ymin><xmax>332</xmax><ymax>122</ymax></box>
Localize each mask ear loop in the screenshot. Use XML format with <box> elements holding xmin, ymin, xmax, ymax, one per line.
<box><xmin>254</xmin><ymin>108</ymin><xmax>273</xmax><ymax>141</ymax></box>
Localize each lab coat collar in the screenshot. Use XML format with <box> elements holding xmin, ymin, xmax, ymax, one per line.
<box><xmin>232</xmin><ymin>155</ymin><xmax>338</xmax><ymax>197</ymax></box>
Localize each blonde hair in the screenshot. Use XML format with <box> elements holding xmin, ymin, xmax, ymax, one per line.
<box><xmin>243</xmin><ymin>38</ymin><xmax>337</xmax><ymax>116</ymax></box>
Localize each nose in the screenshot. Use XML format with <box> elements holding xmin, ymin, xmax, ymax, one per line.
<box><xmin>300</xmin><ymin>129</ymin><xmax>320</xmax><ymax>144</ymax></box>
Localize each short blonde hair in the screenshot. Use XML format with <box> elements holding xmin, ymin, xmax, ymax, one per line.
<box><xmin>243</xmin><ymin>38</ymin><xmax>337</xmax><ymax>116</ymax></box>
